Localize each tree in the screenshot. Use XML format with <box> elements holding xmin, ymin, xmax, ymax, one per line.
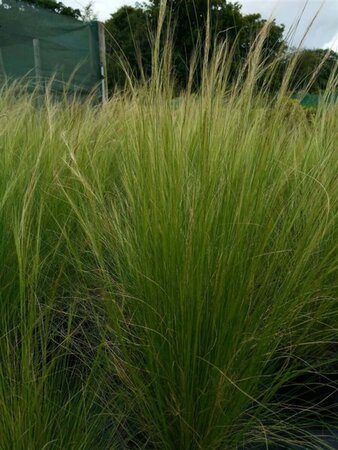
<box><xmin>105</xmin><ymin>0</ymin><xmax>286</xmax><ymax>90</ymax></box>
<box><xmin>22</xmin><ymin>0</ymin><xmax>82</xmax><ymax>19</ymax></box>
<box><xmin>288</xmin><ymin>48</ymin><xmax>338</xmax><ymax>93</ymax></box>
<box><xmin>81</xmin><ymin>1</ymin><xmax>97</xmax><ymax>22</ymax></box>
<box><xmin>105</xmin><ymin>5</ymin><xmax>153</xmax><ymax>87</ymax></box>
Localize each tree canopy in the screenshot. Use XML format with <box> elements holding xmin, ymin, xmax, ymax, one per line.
<box><xmin>288</xmin><ymin>48</ymin><xmax>338</xmax><ymax>93</ymax></box>
<box><xmin>105</xmin><ymin>5</ymin><xmax>153</xmax><ymax>86</ymax></box>
<box><xmin>105</xmin><ymin>0</ymin><xmax>286</xmax><ymax>90</ymax></box>
<box><xmin>22</xmin><ymin>0</ymin><xmax>82</xmax><ymax>19</ymax></box>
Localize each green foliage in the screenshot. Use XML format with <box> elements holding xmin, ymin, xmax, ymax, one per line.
<box><xmin>279</xmin><ymin>95</ymin><xmax>307</xmax><ymax>117</ymax></box>
<box><xmin>270</xmin><ymin>48</ymin><xmax>338</xmax><ymax>94</ymax></box>
<box><xmin>289</xmin><ymin>48</ymin><xmax>338</xmax><ymax>93</ymax></box>
<box><xmin>105</xmin><ymin>0</ymin><xmax>285</xmax><ymax>90</ymax></box>
<box><xmin>105</xmin><ymin>6</ymin><xmax>153</xmax><ymax>86</ymax></box>
<box><xmin>105</xmin><ymin>3</ymin><xmax>337</xmax><ymax>94</ymax></box>
<box><xmin>20</xmin><ymin>0</ymin><xmax>82</xmax><ymax>19</ymax></box>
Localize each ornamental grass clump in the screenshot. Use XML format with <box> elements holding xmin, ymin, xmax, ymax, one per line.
<box><xmin>0</xmin><ymin>25</ymin><xmax>337</xmax><ymax>450</ymax></box>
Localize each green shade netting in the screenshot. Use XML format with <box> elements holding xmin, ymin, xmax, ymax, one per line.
<box><xmin>0</xmin><ymin>0</ymin><xmax>102</xmax><ymax>98</ymax></box>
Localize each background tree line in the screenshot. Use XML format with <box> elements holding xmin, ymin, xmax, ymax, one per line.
<box><xmin>104</xmin><ymin>1</ymin><xmax>338</xmax><ymax>94</ymax></box>
<box><xmin>15</xmin><ymin>0</ymin><xmax>338</xmax><ymax>94</ymax></box>
<box><xmin>105</xmin><ymin>0</ymin><xmax>287</xmax><ymax>91</ymax></box>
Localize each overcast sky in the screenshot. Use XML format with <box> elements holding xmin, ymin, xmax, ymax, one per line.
<box><xmin>65</xmin><ymin>0</ymin><xmax>338</xmax><ymax>51</ymax></box>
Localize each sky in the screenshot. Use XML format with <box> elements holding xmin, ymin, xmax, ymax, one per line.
<box><xmin>65</xmin><ymin>0</ymin><xmax>338</xmax><ymax>51</ymax></box>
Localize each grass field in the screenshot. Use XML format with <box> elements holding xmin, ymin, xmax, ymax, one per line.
<box><xmin>0</xmin><ymin>44</ymin><xmax>337</xmax><ymax>449</ymax></box>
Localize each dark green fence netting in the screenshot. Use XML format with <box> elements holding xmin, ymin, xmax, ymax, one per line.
<box><xmin>293</xmin><ymin>92</ymin><xmax>338</xmax><ymax>108</ymax></box>
<box><xmin>0</xmin><ymin>0</ymin><xmax>104</xmax><ymax>100</ymax></box>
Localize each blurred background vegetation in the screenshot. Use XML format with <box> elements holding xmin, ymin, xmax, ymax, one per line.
<box><xmin>10</xmin><ymin>0</ymin><xmax>338</xmax><ymax>97</ymax></box>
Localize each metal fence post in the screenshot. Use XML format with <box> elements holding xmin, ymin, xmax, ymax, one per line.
<box><xmin>98</xmin><ymin>22</ymin><xmax>108</xmax><ymax>103</ymax></box>
<box><xmin>33</xmin><ymin>38</ymin><xmax>43</xmax><ymax>105</ymax></box>
<box><xmin>33</xmin><ymin>38</ymin><xmax>42</xmax><ymax>81</ymax></box>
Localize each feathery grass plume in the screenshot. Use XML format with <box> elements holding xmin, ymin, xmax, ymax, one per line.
<box><xmin>0</xmin><ymin>7</ymin><xmax>338</xmax><ymax>449</ymax></box>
